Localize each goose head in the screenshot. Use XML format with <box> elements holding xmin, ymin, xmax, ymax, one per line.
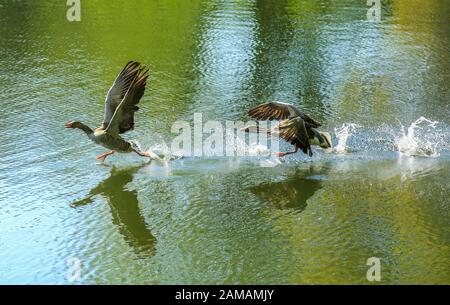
<box><xmin>319</xmin><ymin>132</ymin><xmax>332</xmax><ymax>149</ymax></box>
<box><xmin>65</xmin><ymin>121</ymin><xmax>81</xmax><ymax>129</ymax></box>
<box><xmin>65</xmin><ymin>121</ymin><xmax>93</xmax><ymax>135</ymax></box>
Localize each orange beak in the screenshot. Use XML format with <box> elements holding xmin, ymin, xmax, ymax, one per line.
<box><xmin>65</xmin><ymin>121</ymin><xmax>74</xmax><ymax>128</ymax></box>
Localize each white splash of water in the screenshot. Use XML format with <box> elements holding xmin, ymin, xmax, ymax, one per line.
<box><xmin>130</xmin><ymin>140</ymin><xmax>183</xmax><ymax>161</ymax></box>
<box><xmin>247</xmin><ymin>143</ymin><xmax>271</xmax><ymax>157</ymax></box>
<box><xmin>333</xmin><ymin>123</ymin><xmax>360</xmax><ymax>154</ymax></box>
<box><xmin>396</xmin><ymin>117</ymin><xmax>440</xmax><ymax>157</ymax></box>
<box><xmin>234</xmin><ymin>136</ymin><xmax>271</xmax><ymax>157</ymax></box>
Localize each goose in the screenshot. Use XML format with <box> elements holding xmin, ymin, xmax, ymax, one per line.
<box><xmin>242</xmin><ymin>101</ymin><xmax>332</xmax><ymax>157</ymax></box>
<box><xmin>65</xmin><ymin>61</ymin><xmax>153</xmax><ymax>162</ymax></box>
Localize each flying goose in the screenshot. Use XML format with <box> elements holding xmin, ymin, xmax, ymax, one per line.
<box><xmin>242</xmin><ymin>101</ymin><xmax>332</xmax><ymax>157</ymax></box>
<box><xmin>65</xmin><ymin>61</ymin><xmax>152</xmax><ymax>162</ymax></box>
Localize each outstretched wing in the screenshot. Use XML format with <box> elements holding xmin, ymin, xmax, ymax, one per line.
<box><xmin>105</xmin><ymin>63</ymin><xmax>149</xmax><ymax>135</ymax></box>
<box><xmin>102</xmin><ymin>61</ymin><xmax>143</xmax><ymax>130</ymax></box>
<box><xmin>276</xmin><ymin>117</ymin><xmax>313</xmax><ymax>156</ymax></box>
<box><xmin>248</xmin><ymin>101</ymin><xmax>300</xmax><ymax>121</ymax></box>
<box><xmin>248</xmin><ymin>101</ymin><xmax>322</xmax><ymax>128</ymax></box>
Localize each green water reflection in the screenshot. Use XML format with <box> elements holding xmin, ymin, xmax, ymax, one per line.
<box><xmin>72</xmin><ymin>166</ymin><xmax>155</xmax><ymax>257</ymax></box>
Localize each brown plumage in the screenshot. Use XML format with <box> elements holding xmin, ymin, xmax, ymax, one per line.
<box><xmin>244</xmin><ymin>102</ymin><xmax>331</xmax><ymax>157</ymax></box>
<box><xmin>102</xmin><ymin>61</ymin><xmax>149</xmax><ymax>134</ymax></box>
<box><xmin>65</xmin><ymin>61</ymin><xmax>152</xmax><ymax>162</ymax></box>
<box><xmin>247</xmin><ymin>101</ymin><xmax>322</xmax><ymax>128</ymax></box>
<box><xmin>276</xmin><ymin>117</ymin><xmax>314</xmax><ymax>156</ymax></box>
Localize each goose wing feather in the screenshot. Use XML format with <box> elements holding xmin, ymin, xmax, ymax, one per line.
<box><xmin>276</xmin><ymin>117</ymin><xmax>312</xmax><ymax>156</ymax></box>
<box><xmin>104</xmin><ymin>62</ymin><xmax>149</xmax><ymax>135</ymax></box>
<box><xmin>102</xmin><ymin>61</ymin><xmax>142</xmax><ymax>130</ymax></box>
<box><xmin>248</xmin><ymin>101</ymin><xmax>300</xmax><ymax>121</ymax></box>
<box><xmin>248</xmin><ymin>101</ymin><xmax>322</xmax><ymax>128</ymax></box>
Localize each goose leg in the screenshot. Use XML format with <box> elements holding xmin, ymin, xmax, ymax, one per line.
<box><xmin>133</xmin><ymin>148</ymin><xmax>152</xmax><ymax>158</ymax></box>
<box><xmin>96</xmin><ymin>151</ymin><xmax>115</xmax><ymax>162</ymax></box>
<box><xmin>275</xmin><ymin>147</ymin><xmax>298</xmax><ymax>157</ymax></box>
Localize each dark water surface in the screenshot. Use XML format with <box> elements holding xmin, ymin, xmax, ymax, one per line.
<box><xmin>0</xmin><ymin>0</ymin><xmax>449</xmax><ymax>284</ymax></box>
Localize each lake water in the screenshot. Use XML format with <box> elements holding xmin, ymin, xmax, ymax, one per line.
<box><xmin>0</xmin><ymin>0</ymin><xmax>449</xmax><ymax>284</ymax></box>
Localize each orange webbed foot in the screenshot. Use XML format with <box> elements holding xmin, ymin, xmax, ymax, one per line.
<box><xmin>95</xmin><ymin>151</ymin><xmax>114</xmax><ymax>162</ymax></box>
